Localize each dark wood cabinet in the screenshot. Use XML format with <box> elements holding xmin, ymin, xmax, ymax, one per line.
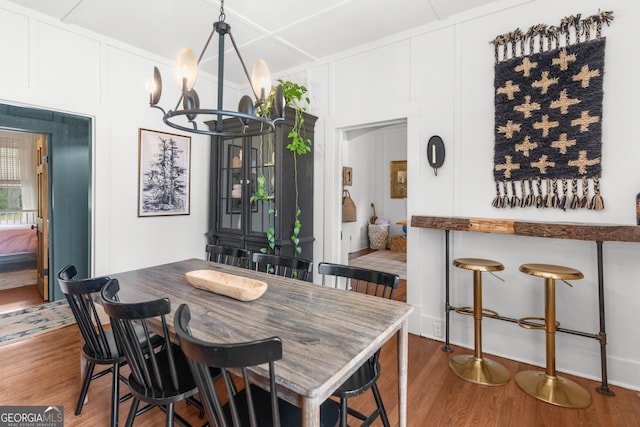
<box><xmin>206</xmin><ymin>107</ymin><xmax>317</xmax><ymax>259</ymax></box>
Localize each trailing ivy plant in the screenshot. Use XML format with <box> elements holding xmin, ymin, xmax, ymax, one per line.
<box><xmin>252</xmin><ymin>79</ymin><xmax>311</xmax><ymax>255</ymax></box>
<box><xmin>279</xmin><ymin>80</ymin><xmax>311</xmax><ymax>255</ymax></box>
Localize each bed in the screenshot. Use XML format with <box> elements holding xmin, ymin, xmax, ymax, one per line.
<box><xmin>0</xmin><ymin>224</ymin><xmax>37</xmax><ymax>273</ymax></box>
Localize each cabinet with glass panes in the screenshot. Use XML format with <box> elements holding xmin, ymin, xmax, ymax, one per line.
<box><xmin>206</xmin><ymin>107</ymin><xmax>316</xmax><ymax>259</ymax></box>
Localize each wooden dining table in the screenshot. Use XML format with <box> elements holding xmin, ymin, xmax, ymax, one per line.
<box><xmin>109</xmin><ymin>258</ymin><xmax>413</xmax><ymax>426</ymax></box>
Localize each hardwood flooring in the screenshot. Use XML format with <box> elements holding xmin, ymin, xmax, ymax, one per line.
<box><xmin>1</xmin><ymin>252</ymin><xmax>638</xmax><ymax>425</ymax></box>
<box><xmin>1</xmin><ymin>325</ymin><xmax>639</xmax><ymax>426</ymax></box>
<box><xmin>0</xmin><ymin>284</ymin><xmax>42</xmax><ymax>313</ymax></box>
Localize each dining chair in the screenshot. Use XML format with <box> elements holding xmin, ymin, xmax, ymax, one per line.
<box><xmin>101</xmin><ymin>278</ymin><xmax>208</xmax><ymax>427</ymax></box>
<box><xmin>206</xmin><ymin>244</ymin><xmax>250</xmax><ymax>268</ymax></box>
<box><xmin>317</xmin><ymin>262</ymin><xmax>400</xmax><ymax>427</ymax></box>
<box><xmin>174</xmin><ymin>303</ymin><xmax>341</xmax><ymax>427</ymax></box>
<box><xmin>252</xmin><ymin>252</ymin><xmax>313</xmax><ymax>281</ymax></box>
<box><xmin>57</xmin><ymin>265</ymin><xmax>131</xmax><ymax>427</ymax></box>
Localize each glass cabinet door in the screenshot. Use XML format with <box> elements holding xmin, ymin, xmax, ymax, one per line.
<box><xmin>220</xmin><ymin>137</ymin><xmax>243</xmax><ymax>230</ymax></box>
<box><xmin>218</xmin><ymin>135</ymin><xmax>275</xmax><ymax>237</ymax></box>
<box><xmin>249</xmin><ymin>135</ymin><xmax>275</xmax><ymax>236</ymax></box>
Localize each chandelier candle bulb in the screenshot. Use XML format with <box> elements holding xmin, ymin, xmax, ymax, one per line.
<box><xmin>251</xmin><ymin>59</ymin><xmax>271</xmax><ymax>102</ymax></box>
<box><xmin>174</xmin><ymin>48</ymin><xmax>198</xmax><ymax>91</ymax></box>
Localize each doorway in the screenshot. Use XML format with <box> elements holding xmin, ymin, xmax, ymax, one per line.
<box><xmin>0</xmin><ymin>103</ymin><xmax>91</xmax><ymax>311</ymax></box>
<box><xmin>339</xmin><ymin>121</ymin><xmax>408</xmax><ymax>263</ymax></box>
<box><xmin>0</xmin><ymin>131</ymin><xmax>48</xmax><ymax>308</ymax></box>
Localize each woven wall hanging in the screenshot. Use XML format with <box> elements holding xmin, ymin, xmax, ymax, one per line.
<box><xmin>492</xmin><ymin>11</ymin><xmax>614</xmax><ymax>210</ymax></box>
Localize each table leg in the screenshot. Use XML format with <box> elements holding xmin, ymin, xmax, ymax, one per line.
<box><xmin>595</xmin><ymin>241</ymin><xmax>615</xmax><ymax>396</ymax></box>
<box><xmin>443</xmin><ymin>230</ymin><xmax>453</xmax><ymax>352</ymax></box>
<box><xmin>301</xmin><ymin>397</ymin><xmax>320</xmax><ymax>427</ymax></box>
<box><xmin>398</xmin><ymin>318</ymin><xmax>409</xmax><ymax>427</ymax></box>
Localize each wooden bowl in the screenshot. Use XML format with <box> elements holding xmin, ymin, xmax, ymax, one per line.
<box><xmin>185</xmin><ymin>270</ymin><xmax>267</xmax><ymax>301</ymax></box>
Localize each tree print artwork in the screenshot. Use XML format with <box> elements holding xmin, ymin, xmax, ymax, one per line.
<box><xmin>138</xmin><ymin>129</ymin><xmax>191</xmax><ymax>216</ymax></box>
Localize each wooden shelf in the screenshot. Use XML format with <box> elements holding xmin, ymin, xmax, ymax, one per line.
<box><xmin>411</xmin><ymin>215</ymin><xmax>640</xmax><ymax>243</ymax></box>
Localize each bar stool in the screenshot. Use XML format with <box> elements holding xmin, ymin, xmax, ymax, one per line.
<box><xmin>449</xmin><ymin>258</ymin><xmax>510</xmax><ymax>386</ymax></box>
<box><xmin>516</xmin><ymin>263</ymin><xmax>591</xmax><ymax>408</ymax></box>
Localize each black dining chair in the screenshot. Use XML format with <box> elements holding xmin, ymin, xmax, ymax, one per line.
<box><xmin>57</xmin><ymin>265</ymin><xmax>134</xmax><ymax>427</ymax></box>
<box><xmin>317</xmin><ymin>262</ymin><xmax>400</xmax><ymax>427</ymax></box>
<box><xmin>206</xmin><ymin>244</ymin><xmax>250</xmax><ymax>268</ymax></box>
<box><xmin>252</xmin><ymin>253</ymin><xmax>313</xmax><ymax>281</ymax></box>
<box><xmin>174</xmin><ymin>303</ymin><xmax>341</xmax><ymax>427</ymax></box>
<box><xmin>101</xmin><ymin>278</ymin><xmax>208</xmax><ymax>427</ymax></box>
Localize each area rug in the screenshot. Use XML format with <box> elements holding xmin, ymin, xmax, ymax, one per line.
<box><xmin>0</xmin><ymin>300</ymin><xmax>75</xmax><ymax>347</ymax></box>
<box><xmin>349</xmin><ymin>250</ymin><xmax>407</xmax><ymax>280</ymax></box>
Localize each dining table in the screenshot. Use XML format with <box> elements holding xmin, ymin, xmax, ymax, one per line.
<box><xmin>109</xmin><ymin>258</ymin><xmax>413</xmax><ymax>427</ymax></box>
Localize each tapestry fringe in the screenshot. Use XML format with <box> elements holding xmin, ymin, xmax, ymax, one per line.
<box><xmin>493</xmin><ymin>177</ymin><xmax>604</xmax><ymax>211</ymax></box>
<box><xmin>491</xmin><ymin>11</ymin><xmax>614</xmax><ymax>63</ymax></box>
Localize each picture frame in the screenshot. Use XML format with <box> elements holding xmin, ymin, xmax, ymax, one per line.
<box><xmin>343</xmin><ymin>166</ymin><xmax>353</xmax><ymax>186</ymax></box>
<box><xmin>390</xmin><ymin>160</ymin><xmax>407</xmax><ymax>199</ymax></box>
<box><xmin>138</xmin><ymin>128</ymin><xmax>191</xmax><ymax>216</ymax></box>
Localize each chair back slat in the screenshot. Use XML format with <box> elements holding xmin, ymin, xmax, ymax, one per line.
<box><xmin>318</xmin><ymin>262</ymin><xmax>399</xmax><ymax>298</ymax></box>
<box><xmin>57</xmin><ymin>265</ymin><xmax>118</xmax><ymax>360</ymax></box>
<box><xmin>175</xmin><ymin>304</ymin><xmax>284</xmax><ymax>427</ymax></box>
<box><xmin>206</xmin><ymin>244</ymin><xmax>250</xmax><ymax>268</ymax></box>
<box><xmin>252</xmin><ymin>253</ymin><xmax>313</xmax><ymax>281</ymax></box>
<box><xmin>101</xmin><ymin>279</ymin><xmax>184</xmax><ymax>394</ymax></box>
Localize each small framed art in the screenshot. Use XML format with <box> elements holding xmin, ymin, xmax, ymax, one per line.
<box><xmin>390</xmin><ymin>160</ymin><xmax>407</xmax><ymax>198</ymax></box>
<box><xmin>343</xmin><ymin>166</ymin><xmax>353</xmax><ymax>186</ymax></box>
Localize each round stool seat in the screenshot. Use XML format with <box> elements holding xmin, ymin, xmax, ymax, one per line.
<box><xmin>519</xmin><ymin>263</ymin><xmax>583</xmax><ymax>281</ymax></box>
<box><xmin>453</xmin><ymin>258</ymin><xmax>504</xmax><ymax>272</ymax></box>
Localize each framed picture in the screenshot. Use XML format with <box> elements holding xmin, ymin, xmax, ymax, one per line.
<box><xmin>138</xmin><ymin>128</ymin><xmax>191</xmax><ymax>216</ymax></box>
<box><xmin>343</xmin><ymin>166</ymin><xmax>353</xmax><ymax>186</ymax></box>
<box><xmin>390</xmin><ymin>160</ymin><xmax>407</xmax><ymax>199</ymax></box>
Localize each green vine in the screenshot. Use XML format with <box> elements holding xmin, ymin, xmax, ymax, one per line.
<box><xmin>279</xmin><ymin>79</ymin><xmax>312</xmax><ymax>156</ymax></box>
<box><xmin>279</xmin><ymin>80</ymin><xmax>311</xmax><ymax>255</ymax></box>
<box><xmin>252</xmin><ymin>79</ymin><xmax>311</xmax><ymax>256</ymax></box>
<box><xmin>263</xmin><ymin>207</ymin><xmax>276</xmax><ymax>253</ymax></box>
<box><xmin>250</xmin><ymin>175</ymin><xmax>269</xmax><ymax>203</ymax></box>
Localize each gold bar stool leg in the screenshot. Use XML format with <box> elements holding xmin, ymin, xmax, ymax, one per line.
<box><xmin>449</xmin><ymin>258</ymin><xmax>510</xmax><ymax>386</ymax></box>
<box><xmin>516</xmin><ymin>263</ymin><xmax>591</xmax><ymax>408</ymax></box>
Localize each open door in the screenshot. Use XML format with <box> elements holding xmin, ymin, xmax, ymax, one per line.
<box><xmin>35</xmin><ymin>134</ymin><xmax>49</xmax><ymax>300</ymax></box>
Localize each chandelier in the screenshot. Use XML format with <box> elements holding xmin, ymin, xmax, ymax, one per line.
<box><xmin>148</xmin><ymin>0</ymin><xmax>284</xmax><ymax>137</ymax></box>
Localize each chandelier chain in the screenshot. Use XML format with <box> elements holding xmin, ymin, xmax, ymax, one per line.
<box><xmin>219</xmin><ymin>0</ymin><xmax>225</xmax><ymax>22</ymax></box>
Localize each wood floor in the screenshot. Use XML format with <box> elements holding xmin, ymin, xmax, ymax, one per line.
<box><xmin>1</xmin><ymin>252</ymin><xmax>638</xmax><ymax>425</ymax></box>
<box><xmin>1</xmin><ymin>324</ymin><xmax>639</xmax><ymax>426</ymax></box>
<box><xmin>0</xmin><ymin>284</ymin><xmax>42</xmax><ymax>313</ymax></box>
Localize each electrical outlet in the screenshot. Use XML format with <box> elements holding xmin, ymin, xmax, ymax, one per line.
<box><xmin>433</xmin><ymin>322</ymin><xmax>442</xmax><ymax>338</ymax></box>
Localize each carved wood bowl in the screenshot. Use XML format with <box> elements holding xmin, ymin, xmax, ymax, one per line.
<box><xmin>185</xmin><ymin>270</ymin><xmax>268</xmax><ymax>301</ymax></box>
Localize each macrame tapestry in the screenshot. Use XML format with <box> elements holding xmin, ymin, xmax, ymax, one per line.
<box><xmin>492</xmin><ymin>11</ymin><xmax>614</xmax><ymax>210</ymax></box>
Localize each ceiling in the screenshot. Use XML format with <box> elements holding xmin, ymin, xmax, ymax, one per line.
<box><xmin>8</xmin><ymin>0</ymin><xmax>501</xmax><ymax>84</ymax></box>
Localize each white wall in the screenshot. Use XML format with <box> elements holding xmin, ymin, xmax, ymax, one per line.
<box><xmin>310</xmin><ymin>0</ymin><xmax>640</xmax><ymax>391</ymax></box>
<box><xmin>2</xmin><ymin>0</ymin><xmax>639</xmax><ymax>391</ymax></box>
<box><xmin>0</xmin><ymin>1</ymin><xmax>241</xmax><ymax>276</ymax></box>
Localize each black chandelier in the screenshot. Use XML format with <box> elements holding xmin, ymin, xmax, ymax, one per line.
<box><xmin>148</xmin><ymin>0</ymin><xmax>284</xmax><ymax>138</ymax></box>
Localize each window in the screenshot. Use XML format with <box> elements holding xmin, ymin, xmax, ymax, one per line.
<box><xmin>0</xmin><ymin>139</ymin><xmax>23</xmax><ymax>211</ymax></box>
